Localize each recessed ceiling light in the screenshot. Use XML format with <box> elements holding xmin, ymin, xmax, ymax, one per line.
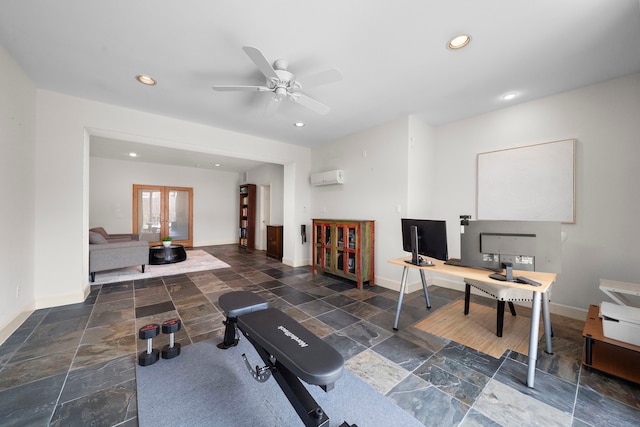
<box><xmin>214</xmin><ymin>163</ymin><xmax>221</xmax><ymax>167</ymax></box>
<box><xmin>293</xmin><ymin>122</ymin><xmax>305</xmax><ymax>128</ymax></box>
<box><xmin>447</xmin><ymin>34</ymin><xmax>471</xmax><ymax>50</ymax></box>
<box><xmin>135</xmin><ymin>74</ymin><xmax>156</xmax><ymax>85</ymax></box>
<box><xmin>129</xmin><ymin>152</ymin><xmax>137</xmax><ymax>157</ymax></box>
<box><xmin>502</xmin><ymin>92</ymin><xmax>518</xmax><ymax>101</ymax></box>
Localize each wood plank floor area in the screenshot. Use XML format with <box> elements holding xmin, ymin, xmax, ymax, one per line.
<box><xmin>414</xmin><ymin>300</ymin><xmax>542</xmax><ymax>358</ymax></box>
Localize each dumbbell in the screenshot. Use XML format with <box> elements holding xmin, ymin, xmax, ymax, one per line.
<box><xmin>161</xmin><ymin>318</ymin><xmax>181</xmax><ymax>359</ymax></box>
<box><xmin>138</xmin><ymin>324</ymin><xmax>160</xmax><ymax>366</ymax></box>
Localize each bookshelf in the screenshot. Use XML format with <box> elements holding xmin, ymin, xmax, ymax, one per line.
<box><xmin>239</xmin><ymin>184</ymin><xmax>256</xmax><ymax>250</ymax></box>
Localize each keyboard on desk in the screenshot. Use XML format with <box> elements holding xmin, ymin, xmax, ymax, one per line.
<box><xmin>444</xmin><ymin>258</ymin><xmax>462</xmax><ymax>266</ymax></box>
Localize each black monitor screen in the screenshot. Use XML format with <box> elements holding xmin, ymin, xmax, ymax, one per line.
<box><xmin>401</xmin><ymin>219</ymin><xmax>448</xmax><ymax>262</ymax></box>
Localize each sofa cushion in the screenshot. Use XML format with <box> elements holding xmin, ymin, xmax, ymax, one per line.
<box><xmin>89</xmin><ymin>227</ymin><xmax>109</xmax><ymax>238</ymax></box>
<box><xmin>89</xmin><ymin>231</ymin><xmax>108</xmax><ymax>244</ymax></box>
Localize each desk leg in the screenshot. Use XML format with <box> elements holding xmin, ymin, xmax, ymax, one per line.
<box><xmin>393</xmin><ymin>267</ymin><xmax>409</xmax><ymax>331</ymax></box>
<box><xmin>542</xmin><ymin>294</ymin><xmax>553</xmax><ymax>354</ymax></box>
<box><xmin>419</xmin><ymin>270</ymin><xmax>431</xmax><ymax>309</ymax></box>
<box><xmin>527</xmin><ymin>290</ymin><xmax>542</xmax><ymax>388</ymax></box>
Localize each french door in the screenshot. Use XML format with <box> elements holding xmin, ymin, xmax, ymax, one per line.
<box><xmin>133</xmin><ymin>184</ymin><xmax>193</xmax><ymax>247</ymax></box>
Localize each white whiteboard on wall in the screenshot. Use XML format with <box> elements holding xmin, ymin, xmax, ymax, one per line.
<box><xmin>477</xmin><ymin>139</ymin><xmax>576</xmax><ymax>223</ymax></box>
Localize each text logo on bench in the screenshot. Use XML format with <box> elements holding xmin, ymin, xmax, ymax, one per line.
<box><xmin>277</xmin><ymin>325</ymin><xmax>308</xmax><ymax>348</ymax></box>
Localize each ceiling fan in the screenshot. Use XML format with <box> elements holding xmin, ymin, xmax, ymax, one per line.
<box><xmin>212</xmin><ymin>46</ymin><xmax>342</xmax><ymax>115</ymax></box>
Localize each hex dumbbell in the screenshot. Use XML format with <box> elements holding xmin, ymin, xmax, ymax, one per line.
<box><xmin>161</xmin><ymin>318</ymin><xmax>181</xmax><ymax>359</ymax></box>
<box><xmin>138</xmin><ymin>323</ymin><xmax>160</xmax><ymax>366</ymax></box>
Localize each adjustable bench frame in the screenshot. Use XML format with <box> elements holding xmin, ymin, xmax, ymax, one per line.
<box><xmin>218</xmin><ymin>291</ymin><xmax>355</xmax><ymax>427</ymax></box>
<box><xmin>242</xmin><ymin>330</ymin><xmax>331</xmax><ymax>426</ymax></box>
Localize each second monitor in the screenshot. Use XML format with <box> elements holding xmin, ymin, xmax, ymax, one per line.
<box><xmin>401</xmin><ymin>218</ymin><xmax>448</xmax><ymax>266</ymax></box>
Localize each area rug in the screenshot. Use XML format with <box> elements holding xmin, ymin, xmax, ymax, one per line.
<box><xmin>413</xmin><ymin>300</ymin><xmax>543</xmax><ymax>358</ymax></box>
<box><xmin>136</xmin><ymin>338</ymin><xmax>424</xmax><ymax>427</ymax></box>
<box><xmin>92</xmin><ymin>250</ymin><xmax>230</xmax><ymax>285</ymax></box>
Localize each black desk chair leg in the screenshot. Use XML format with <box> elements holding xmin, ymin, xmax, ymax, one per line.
<box><xmin>464</xmin><ymin>283</ymin><xmax>471</xmax><ymax>315</ymax></box>
<box><xmin>497</xmin><ymin>301</ymin><xmax>505</xmax><ymax>337</ymax></box>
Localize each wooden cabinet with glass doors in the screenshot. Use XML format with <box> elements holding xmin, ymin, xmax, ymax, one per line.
<box><xmin>312</xmin><ymin>219</ymin><xmax>375</xmax><ymax>289</ymax></box>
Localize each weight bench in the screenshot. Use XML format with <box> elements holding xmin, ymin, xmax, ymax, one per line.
<box><xmin>217</xmin><ymin>291</ymin><xmax>270</xmax><ymax>349</ymax></box>
<box><xmin>218</xmin><ymin>291</ymin><xmax>354</xmax><ymax>427</ymax></box>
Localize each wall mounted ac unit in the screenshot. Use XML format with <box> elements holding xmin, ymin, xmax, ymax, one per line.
<box><xmin>310</xmin><ymin>170</ymin><xmax>345</xmax><ymax>186</ymax></box>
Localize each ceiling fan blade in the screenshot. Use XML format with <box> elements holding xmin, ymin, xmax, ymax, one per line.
<box><xmin>212</xmin><ymin>85</ymin><xmax>271</xmax><ymax>92</ymax></box>
<box><xmin>300</xmin><ymin>68</ymin><xmax>342</xmax><ymax>89</ymax></box>
<box><xmin>242</xmin><ymin>46</ymin><xmax>279</xmax><ymax>81</ymax></box>
<box><xmin>291</xmin><ymin>93</ymin><xmax>330</xmax><ymax>115</ymax></box>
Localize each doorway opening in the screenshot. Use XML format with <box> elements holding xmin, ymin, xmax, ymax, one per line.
<box><xmin>258</xmin><ymin>184</ymin><xmax>271</xmax><ymax>250</ymax></box>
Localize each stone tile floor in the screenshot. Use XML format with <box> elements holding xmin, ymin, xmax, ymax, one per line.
<box><xmin>0</xmin><ymin>245</ymin><xmax>639</xmax><ymax>426</ymax></box>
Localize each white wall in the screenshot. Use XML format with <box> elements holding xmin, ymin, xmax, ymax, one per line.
<box><xmin>407</xmin><ymin>116</ymin><xmax>437</xmax><ymax>217</ymax></box>
<box><xmin>432</xmin><ymin>73</ymin><xmax>640</xmax><ymax>313</ymax></box>
<box><xmin>310</xmin><ymin>73</ymin><xmax>640</xmax><ymax>317</ymax></box>
<box><xmin>33</xmin><ymin>89</ymin><xmax>312</xmax><ymax>311</ymax></box>
<box><xmin>90</xmin><ymin>157</ymin><xmax>240</xmax><ymax>246</ymax></box>
<box><xmin>245</xmin><ymin>163</ymin><xmax>285</xmax><ymax>225</ymax></box>
<box><xmin>243</xmin><ymin>163</ymin><xmax>285</xmax><ymax>250</ymax></box>
<box><xmin>0</xmin><ymin>43</ymin><xmax>37</xmax><ymax>340</ymax></box>
<box><xmin>310</xmin><ymin>117</ymin><xmax>417</xmax><ymax>287</ymax></box>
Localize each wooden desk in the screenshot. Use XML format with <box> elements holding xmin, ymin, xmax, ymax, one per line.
<box><xmin>388</xmin><ymin>257</ymin><xmax>557</xmax><ymax>388</ymax></box>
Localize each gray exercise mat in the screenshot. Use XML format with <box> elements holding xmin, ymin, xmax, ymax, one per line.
<box><xmin>136</xmin><ymin>337</ymin><xmax>424</xmax><ymax>426</ymax></box>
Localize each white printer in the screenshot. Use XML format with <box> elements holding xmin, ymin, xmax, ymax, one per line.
<box><xmin>599</xmin><ymin>279</ymin><xmax>640</xmax><ymax>347</ymax></box>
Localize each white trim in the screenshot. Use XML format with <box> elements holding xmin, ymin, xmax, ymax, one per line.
<box><xmin>0</xmin><ymin>305</ymin><xmax>36</xmax><ymax>346</ymax></box>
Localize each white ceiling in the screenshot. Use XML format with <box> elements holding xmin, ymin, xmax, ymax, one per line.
<box><xmin>2</xmin><ymin>1</ymin><xmax>640</xmax><ymax>170</ymax></box>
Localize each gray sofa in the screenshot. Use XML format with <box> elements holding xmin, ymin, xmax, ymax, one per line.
<box><xmin>89</xmin><ymin>229</ymin><xmax>149</xmax><ymax>282</ymax></box>
<box><xmin>89</xmin><ymin>226</ymin><xmax>140</xmax><ymax>243</ymax></box>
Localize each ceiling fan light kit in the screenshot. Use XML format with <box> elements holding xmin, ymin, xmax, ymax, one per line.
<box><xmin>213</xmin><ymin>46</ymin><xmax>341</xmax><ymax>115</ymax></box>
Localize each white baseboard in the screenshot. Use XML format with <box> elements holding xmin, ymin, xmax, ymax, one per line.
<box><xmin>283</xmin><ymin>257</ymin><xmax>312</xmax><ymax>268</ymax></box>
<box><xmin>0</xmin><ymin>304</ymin><xmax>36</xmax><ymax>346</ymax></box>
<box><xmin>35</xmin><ymin>284</ymin><xmax>90</xmax><ymax>310</ymax></box>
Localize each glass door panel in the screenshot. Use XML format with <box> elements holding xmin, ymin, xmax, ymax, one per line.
<box><xmin>168</xmin><ymin>189</ymin><xmax>190</xmax><ymax>241</ymax></box>
<box><xmin>324</xmin><ymin>247</ymin><xmax>332</xmax><ymax>268</ymax></box>
<box><xmin>133</xmin><ymin>184</ymin><xmax>193</xmax><ymax>247</ymax></box>
<box><xmin>348</xmin><ymin>226</ymin><xmax>356</xmax><ymax>249</ymax></box>
<box><xmin>137</xmin><ymin>188</ymin><xmax>162</xmax><ymax>243</ymax></box>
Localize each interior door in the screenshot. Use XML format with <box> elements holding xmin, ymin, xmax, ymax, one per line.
<box><xmin>133</xmin><ymin>184</ymin><xmax>193</xmax><ymax>247</ymax></box>
<box><xmin>258</xmin><ymin>185</ymin><xmax>271</xmax><ymax>250</ymax></box>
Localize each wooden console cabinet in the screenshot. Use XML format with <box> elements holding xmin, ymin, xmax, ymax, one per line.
<box><xmin>582</xmin><ymin>304</ymin><xmax>640</xmax><ymax>384</ymax></box>
<box><xmin>266</xmin><ymin>225</ymin><xmax>283</xmax><ymax>261</ymax></box>
<box><xmin>239</xmin><ymin>184</ymin><xmax>256</xmax><ymax>250</ymax></box>
<box><xmin>312</xmin><ymin>219</ymin><xmax>374</xmax><ymax>289</ymax></box>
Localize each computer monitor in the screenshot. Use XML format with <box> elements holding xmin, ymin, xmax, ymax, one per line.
<box><xmin>401</xmin><ymin>219</ymin><xmax>448</xmax><ymax>266</ymax></box>
<box><xmin>460</xmin><ymin>220</ymin><xmax>561</xmax><ymax>273</ymax></box>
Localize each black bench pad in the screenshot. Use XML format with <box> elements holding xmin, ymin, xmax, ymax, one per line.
<box><xmin>218</xmin><ymin>291</ymin><xmax>269</xmax><ymax>317</ymax></box>
<box><xmin>238</xmin><ymin>308</ymin><xmax>344</xmax><ymax>387</ymax></box>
